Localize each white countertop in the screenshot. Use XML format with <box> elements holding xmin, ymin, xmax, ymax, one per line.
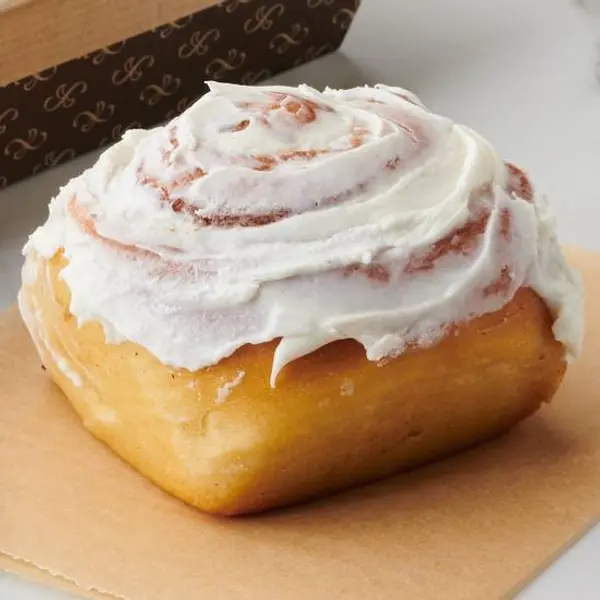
<box><xmin>1</xmin><ymin>0</ymin><xmax>599</xmax><ymax>598</ymax></box>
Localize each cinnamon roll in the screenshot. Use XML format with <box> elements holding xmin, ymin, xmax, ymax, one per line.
<box><xmin>19</xmin><ymin>82</ymin><xmax>583</xmax><ymax>515</ymax></box>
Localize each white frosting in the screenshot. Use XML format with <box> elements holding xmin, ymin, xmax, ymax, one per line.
<box><xmin>21</xmin><ymin>82</ymin><xmax>583</xmax><ymax>385</ymax></box>
<box><xmin>215</xmin><ymin>370</ymin><xmax>246</xmax><ymax>404</ymax></box>
<box><xmin>17</xmin><ymin>289</ymin><xmax>83</xmax><ymax>388</ymax></box>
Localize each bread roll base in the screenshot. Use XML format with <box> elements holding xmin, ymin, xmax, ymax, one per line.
<box><xmin>20</xmin><ymin>253</ymin><xmax>567</xmax><ymax>515</ymax></box>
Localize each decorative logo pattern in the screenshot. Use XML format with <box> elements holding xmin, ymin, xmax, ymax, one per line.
<box><xmin>0</xmin><ymin>0</ymin><xmax>361</xmax><ymax>187</ymax></box>
<box><xmin>244</xmin><ymin>4</ymin><xmax>284</xmax><ymax>34</ymax></box>
<box><xmin>140</xmin><ymin>75</ymin><xmax>181</xmax><ymax>106</ymax></box>
<box><xmin>4</xmin><ymin>128</ymin><xmax>47</xmax><ymax>160</ymax></box>
<box><xmin>178</xmin><ymin>29</ymin><xmax>220</xmax><ymax>59</ymax></box>
<box><xmin>0</xmin><ymin>108</ymin><xmax>18</xmax><ymax>136</ymax></box>
<box><xmin>112</xmin><ymin>56</ymin><xmax>155</xmax><ymax>85</ymax></box>
<box><xmin>206</xmin><ymin>49</ymin><xmax>246</xmax><ymax>79</ymax></box>
<box><xmin>333</xmin><ymin>3</ymin><xmax>359</xmax><ymax>30</ymax></box>
<box><xmin>90</xmin><ymin>42</ymin><xmax>126</xmax><ymax>66</ymax></box>
<box><xmin>73</xmin><ymin>101</ymin><xmax>116</xmax><ymax>132</ymax></box>
<box><xmin>156</xmin><ymin>15</ymin><xmax>194</xmax><ymax>39</ymax></box>
<box><xmin>269</xmin><ymin>23</ymin><xmax>309</xmax><ymax>54</ymax></box>
<box><xmin>19</xmin><ymin>67</ymin><xmax>58</xmax><ymax>91</ymax></box>
<box><xmin>43</xmin><ymin>82</ymin><xmax>88</xmax><ymax>112</ymax></box>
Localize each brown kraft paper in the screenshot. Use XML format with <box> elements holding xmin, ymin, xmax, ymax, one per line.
<box><xmin>0</xmin><ymin>246</ymin><xmax>599</xmax><ymax>600</ymax></box>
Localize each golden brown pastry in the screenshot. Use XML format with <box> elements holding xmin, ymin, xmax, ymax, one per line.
<box><xmin>19</xmin><ymin>82</ymin><xmax>582</xmax><ymax>514</ymax></box>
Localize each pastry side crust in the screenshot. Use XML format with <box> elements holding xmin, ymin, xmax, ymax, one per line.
<box><xmin>20</xmin><ymin>252</ymin><xmax>567</xmax><ymax>515</ymax></box>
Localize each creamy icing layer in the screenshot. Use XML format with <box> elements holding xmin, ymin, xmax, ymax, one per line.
<box><xmin>22</xmin><ymin>82</ymin><xmax>583</xmax><ymax>385</ymax></box>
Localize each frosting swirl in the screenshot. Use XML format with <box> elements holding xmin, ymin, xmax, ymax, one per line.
<box><xmin>23</xmin><ymin>82</ymin><xmax>583</xmax><ymax>384</ymax></box>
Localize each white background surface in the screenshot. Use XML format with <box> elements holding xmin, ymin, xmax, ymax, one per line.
<box><xmin>1</xmin><ymin>0</ymin><xmax>599</xmax><ymax>598</ymax></box>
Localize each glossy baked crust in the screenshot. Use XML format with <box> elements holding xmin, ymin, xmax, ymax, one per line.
<box><xmin>20</xmin><ymin>252</ymin><xmax>567</xmax><ymax>515</ymax></box>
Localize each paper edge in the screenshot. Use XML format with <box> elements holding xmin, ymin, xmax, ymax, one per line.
<box><xmin>0</xmin><ymin>553</ymin><xmax>122</xmax><ymax>600</ymax></box>
<box><xmin>503</xmin><ymin>516</ymin><xmax>600</xmax><ymax>599</ymax></box>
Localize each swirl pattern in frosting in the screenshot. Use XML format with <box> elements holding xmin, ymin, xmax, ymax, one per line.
<box><xmin>22</xmin><ymin>82</ymin><xmax>583</xmax><ymax>385</ymax></box>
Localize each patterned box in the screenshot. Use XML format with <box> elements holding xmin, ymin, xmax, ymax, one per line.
<box><xmin>0</xmin><ymin>0</ymin><xmax>361</xmax><ymax>188</ymax></box>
